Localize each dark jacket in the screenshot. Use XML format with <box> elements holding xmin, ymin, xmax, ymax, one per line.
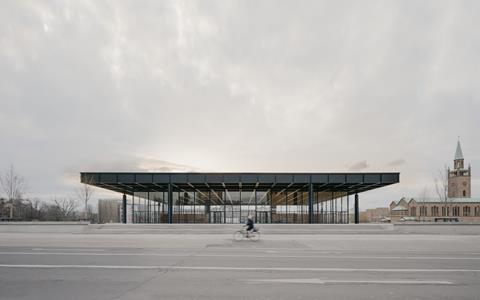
<box><xmin>246</xmin><ymin>218</ymin><xmax>254</xmax><ymax>230</ymax></box>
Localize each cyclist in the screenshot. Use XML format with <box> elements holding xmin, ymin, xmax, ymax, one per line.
<box><xmin>245</xmin><ymin>215</ymin><xmax>254</xmax><ymax>237</ymax></box>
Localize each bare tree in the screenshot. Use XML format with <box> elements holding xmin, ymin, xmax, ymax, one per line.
<box><xmin>0</xmin><ymin>165</ymin><xmax>27</xmax><ymax>201</ymax></box>
<box><xmin>76</xmin><ymin>178</ymin><xmax>94</xmax><ymax>220</ymax></box>
<box><xmin>53</xmin><ymin>197</ymin><xmax>79</xmax><ymax>220</ymax></box>
<box><xmin>434</xmin><ymin>165</ymin><xmax>449</xmax><ymax>219</ymax></box>
<box><xmin>434</xmin><ymin>166</ymin><xmax>449</xmax><ymax>202</ymax></box>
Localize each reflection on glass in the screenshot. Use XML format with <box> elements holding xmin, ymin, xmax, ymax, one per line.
<box><xmin>129</xmin><ymin>188</ymin><xmax>349</xmax><ymax>224</ymax></box>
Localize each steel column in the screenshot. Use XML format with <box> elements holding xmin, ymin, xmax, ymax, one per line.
<box><xmin>347</xmin><ymin>194</ymin><xmax>350</xmax><ymax>224</ymax></box>
<box><xmin>132</xmin><ymin>194</ymin><xmax>135</xmax><ymax>224</ymax></box>
<box><xmin>122</xmin><ymin>194</ymin><xmax>127</xmax><ymax>224</ymax></box>
<box><xmin>167</xmin><ymin>183</ymin><xmax>173</xmax><ymax>224</ymax></box>
<box><xmin>354</xmin><ymin>193</ymin><xmax>359</xmax><ymax>224</ymax></box>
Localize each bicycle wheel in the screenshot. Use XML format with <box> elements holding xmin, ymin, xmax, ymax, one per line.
<box><xmin>250</xmin><ymin>231</ymin><xmax>260</xmax><ymax>242</ymax></box>
<box><xmin>233</xmin><ymin>231</ymin><xmax>243</xmax><ymax>241</ymax></box>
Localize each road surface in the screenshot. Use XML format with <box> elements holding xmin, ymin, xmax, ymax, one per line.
<box><xmin>0</xmin><ymin>225</ymin><xmax>479</xmax><ymax>299</ymax></box>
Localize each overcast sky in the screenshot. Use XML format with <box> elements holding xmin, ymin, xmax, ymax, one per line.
<box><xmin>1</xmin><ymin>1</ymin><xmax>479</xmax><ymax>208</ymax></box>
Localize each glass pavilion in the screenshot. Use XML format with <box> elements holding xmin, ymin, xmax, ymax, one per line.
<box><xmin>81</xmin><ymin>172</ymin><xmax>399</xmax><ymax>224</ymax></box>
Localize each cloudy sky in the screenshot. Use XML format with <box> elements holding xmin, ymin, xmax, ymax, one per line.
<box><xmin>1</xmin><ymin>1</ymin><xmax>479</xmax><ymax>208</ymax></box>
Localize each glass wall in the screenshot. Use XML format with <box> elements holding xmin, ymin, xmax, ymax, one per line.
<box><xmin>312</xmin><ymin>192</ymin><xmax>349</xmax><ymax>224</ymax></box>
<box><xmin>130</xmin><ymin>192</ymin><xmax>166</xmax><ymax>223</ymax></box>
<box><xmin>256</xmin><ymin>191</ymin><xmax>271</xmax><ymax>223</ymax></box>
<box><xmin>132</xmin><ymin>189</ymin><xmax>349</xmax><ymax>224</ymax></box>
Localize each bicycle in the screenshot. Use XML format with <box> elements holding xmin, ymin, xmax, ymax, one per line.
<box><xmin>233</xmin><ymin>227</ymin><xmax>260</xmax><ymax>242</ymax></box>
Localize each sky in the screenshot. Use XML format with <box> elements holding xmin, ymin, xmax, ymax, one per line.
<box><xmin>0</xmin><ymin>1</ymin><xmax>479</xmax><ymax>208</ymax></box>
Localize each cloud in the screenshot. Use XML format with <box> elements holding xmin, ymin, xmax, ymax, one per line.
<box><xmin>0</xmin><ymin>1</ymin><xmax>479</xmax><ymax>207</ymax></box>
<box><xmin>388</xmin><ymin>158</ymin><xmax>407</xmax><ymax>167</ymax></box>
<box><xmin>348</xmin><ymin>160</ymin><xmax>369</xmax><ymax>171</ymax></box>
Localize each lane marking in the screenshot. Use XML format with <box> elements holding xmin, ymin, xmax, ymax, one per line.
<box><xmin>1</xmin><ymin>252</ymin><xmax>480</xmax><ymax>260</ymax></box>
<box><xmin>0</xmin><ymin>264</ymin><xmax>479</xmax><ymax>273</ymax></box>
<box><xmin>7</xmin><ymin>246</ymin><xmax>480</xmax><ymax>256</ymax></box>
<box><xmin>205</xmin><ymin>247</ymin><xmax>480</xmax><ymax>254</ymax></box>
<box><xmin>245</xmin><ymin>278</ymin><xmax>454</xmax><ymax>285</ymax></box>
<box><xmin>32</xmin><ymin>248</ymin><xmax>105</xmax><ymax>252</ymax></box>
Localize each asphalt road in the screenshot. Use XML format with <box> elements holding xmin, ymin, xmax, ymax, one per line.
<box><xmin>1</xmin><ymin>228</ymin><xmax>480</xmax><ymax>299</ymax></box>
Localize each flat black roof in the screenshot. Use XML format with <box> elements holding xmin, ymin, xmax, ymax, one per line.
<box><xmin>81</xmin><ymin>172</ymin><xmax>399</xmax><ymax>195</ymax></box>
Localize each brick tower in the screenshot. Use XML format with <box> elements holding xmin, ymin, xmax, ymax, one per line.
<box><xmin>448</xmin><ymin>139</ymin><xmax>471</xmax><ymax>198</ymax></box>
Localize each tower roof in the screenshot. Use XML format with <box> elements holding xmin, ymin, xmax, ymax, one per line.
<box><xmin>455</xmin><ymin>140</ymin><xmax>464</xmax><ymax>160</ymax></box>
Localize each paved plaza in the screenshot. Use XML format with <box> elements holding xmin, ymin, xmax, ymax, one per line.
<box><xmin>1</xmin><ymin>224</ymin><xmax>480</xmax><ymax>299</ymax></box>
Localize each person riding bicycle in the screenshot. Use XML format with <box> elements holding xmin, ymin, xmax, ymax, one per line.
<box><xmin>244</xmin><ymin>215</ymin><xmax>255</xmax><ymax>237</ymax></box>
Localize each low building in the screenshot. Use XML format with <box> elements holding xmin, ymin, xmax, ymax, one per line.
<box><xmin>390</xmin><ymin>140</ymin><xmax>479</xmax><ymax>223</ymax></box>
<box><xmin>364</xmin><ymin>207</ymin><xmax>390</xmax><ymax>223</ymax></box>
<box><xmin>390</xmin><ymin>197</ymin><xmax>480</xmax><ymax>223</ymax></box>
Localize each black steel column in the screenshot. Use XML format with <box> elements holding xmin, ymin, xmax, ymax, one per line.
<box><xmin>147</xmin><ymin>192</ymin><xmax>150</xmax><ymax>223</ymax></box>
<box><xmin>132</xmin><ymin>194</ymin><xmax>135</xmax><ymax>223</ymax></box>
<box><xmin>122</xmin><ymin>194</ymin><xmax>127</xmax><ymax>224</ymax></box>
<box><xmin>347</xmin><ymin>194</ymin><xmax>350</xmax><ymax>224</ymax></box>
<box><xmin>223</xmin><ymin>192</ymin><xmax>227</xmax><ymax>224</ymax></box>
<box><xmin>354</xmin><ymin>193</ymin><xmax>359</xmax><ymax>224</ymax></box>
<box><xmin>308</xmin><ymin>182</ymin><xmax>314</xmax><ymax>224</ymax></box>
<box><xmin>193</xmin><ymin>192</ymin><xmax>196</xmax><ymax>224</ymax></box>
<box><xmin>207</xmin><ymin>191</ymin><xmax>211</xmax><ymax>223</ymax></box>
<box><xmin>269</xmin><ymin>192</ymin><xmax>272</xmax><ymax>224</ymax></box>
<box><xmin>168</xmin><ymin>183</ymin><xmax>173</xmax><ymax>224</ymax></box>
<box><xmin>331</xmin><ymin>192</ymin><xmax>334</xmax><ymax>224</ymax></box>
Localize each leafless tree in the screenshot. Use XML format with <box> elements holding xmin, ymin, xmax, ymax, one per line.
<box><xmin>53</xmin><ymin>197</ymin><xmax>79</xmax><ymax>220</ymax></box>
<box><xmin>434</xmin><ymin>165</ymin><xmax>449</xmax><ymax>218</ymax></box>
<box><xmin>76</xmin><ymin>177</ymin><xmax>95</xmax><ymax>220</ymax></box>
<box><xmin>0</xmin><ymin>165</ymin><xmax>27</xmax><ymax>201</ymax></box>
<box><xmin>434</xmin><ymin>166</ymin><xmax>449</xmax><ymax>202</ymax></box>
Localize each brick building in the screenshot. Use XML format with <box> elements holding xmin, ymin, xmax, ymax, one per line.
<box><xmin>364</xmin><ymin>207</ymin><xmax>391</xmax><ymax>222</ymax></box>
<box><xmin>390</xmin><ymin>140</ymin><xmax>479</xmax><ymax>222</ymax></box>
<box><xmin>390</xmin><ymin>197</ymin><xmax>480</xmax><ymax>222</ymax></box>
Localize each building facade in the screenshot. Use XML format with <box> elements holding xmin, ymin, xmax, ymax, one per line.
<box><xmin>390</xmin><ymin>197</ymin><xmax>480</xmax><ymax>222</ymax></box>
<box><xmin>81</xmin><ymin>172</ymin><xmax>399</xmax><ymax>224</ymax></box>
<box><xmin>364</xmin><ymin>207</ymin><xmax>390</xmax><ymax>223</ymax></box>
<box><xmin>390</xmin><ymin>140</ymin><xmax>479</xmax><ymax>222</ymax></box>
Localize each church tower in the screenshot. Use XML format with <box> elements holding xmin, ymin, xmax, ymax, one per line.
<box><xmin>448</xmin><ymin>139</ymin><xmax>471</xmax><ymax>198</ymax></box>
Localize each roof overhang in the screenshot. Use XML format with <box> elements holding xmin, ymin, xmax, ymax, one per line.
<box><xmin>80</xmin><ymin>172</ymin><xmax>400</xmax><ymax>196</ymax></box>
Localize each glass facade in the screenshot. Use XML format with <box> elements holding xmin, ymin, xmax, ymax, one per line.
<box><xmin>82</xmin><ymin>172</ymin><xmax>399</xmax><ymax>225</ymax></box>
<box><xmin>129</xmin><ymin>190</ymin><xmax>350</xmax><ymax>224</ymax></box>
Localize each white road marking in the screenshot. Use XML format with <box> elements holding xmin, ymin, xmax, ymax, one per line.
<box><xmin>0</xmin><ymin>264</ymin><xmax>479</xmax><ymax>273</ymax></box>
<box><xmin>1</xmin><ymin>252</ymin><xmax>480</xmax><ymax>260</ymax></box>
<box><xmin>20</xmin><ymin>246</ymin><xmax>480</xmax><ymax>256</ymax></box>
<box><xmin>246</xmin><ymin>278</ymin><xmax>454</xmax><ymax>285</ymax></box>
<box><xmin>207</xmin><ymin>247</ymin><xmax>480</xmax><ymax>255</ymax></box>
<box><xmin>32</xmin><ymin>248</ymin><xmax>105</xmax><ymax>252</ymax></box>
